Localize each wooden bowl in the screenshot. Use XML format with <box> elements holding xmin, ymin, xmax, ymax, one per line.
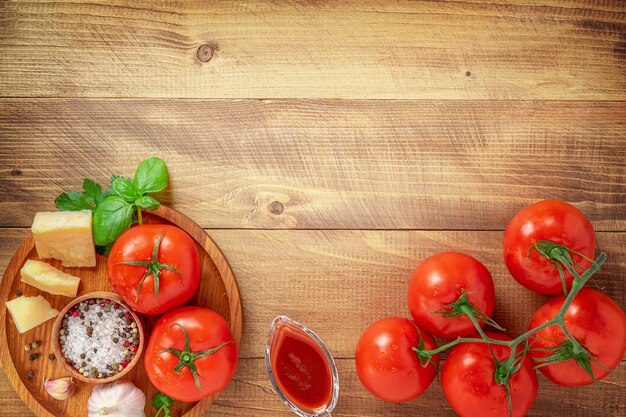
<box><xmin>51</xmin><ymin>291</ymin><xmax>145</xmax><ymax>384</ymax></box>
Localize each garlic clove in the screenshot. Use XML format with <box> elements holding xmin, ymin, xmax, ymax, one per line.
<box><xmin>44</xmin><ymin>376</ymin><xmax>76</xmax><ymax>400</ymax></box>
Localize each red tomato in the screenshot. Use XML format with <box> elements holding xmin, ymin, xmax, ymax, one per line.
<box><xmin>503</xmin><ymin>200</ymin><xmax>595</xmax><ymax>294</ymax></box>
<box><xmin>108</xmin><ymin>224</ymin><xmax>200</xmax><ymax>314</ymax></box>
<box><xmin>407</xmin><ymin>252</ymin><xmax>496</xmax><ymax>338</ymax></box>
<box><xmin>441</xmin><ymin>332</ymin><xmax>538</xmax><ymax>417</ymax></box>
<box><xmin>145</xmin><ymin>306</ymin><xmax>238</xmax><ymax>402</ymax></box>
<box><xmin>355</xmin><ymin>317</ymin><xmax>438</xmax><ymax>402</ymax></box>
<box><xmin>528</xmin><ymin>288</ymin><xmax>626</xmax><ymax>386</ymax></box>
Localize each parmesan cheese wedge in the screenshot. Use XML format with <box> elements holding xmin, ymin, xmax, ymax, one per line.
<box><xmin>20</xmin><ymin>260</ymin><xmax>81</xmax><ymax>297</ymax></box>
<box><xmin>31</xmin><ymin>210</ymin><xmax>96</xmax><ymax>267</ymax></box>
<box><xmin>6</xmin><ymin>295</ymin><xmax>59</xmax><ymax>334</ymax></box>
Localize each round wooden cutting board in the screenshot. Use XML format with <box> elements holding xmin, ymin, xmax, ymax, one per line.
<box><xmin>0</xmin><ymin>206</ymin><xmax>243</xmax><ymax>417</ymax></box>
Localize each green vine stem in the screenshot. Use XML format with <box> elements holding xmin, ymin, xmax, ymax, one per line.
<box><xmin>414</xmin><ymin>246</ymin><xmax>609</xmax><ymax>417</ymax></box>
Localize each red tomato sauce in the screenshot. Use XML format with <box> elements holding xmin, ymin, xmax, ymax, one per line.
<box><xmin>271</xmin><ymin>324</ymin><xmax>333</xmax><ymax>411</ymax></box>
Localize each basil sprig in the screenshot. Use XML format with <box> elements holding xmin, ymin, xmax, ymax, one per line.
<box><xmin>55</xmin><ymin>157</ymin><xmax>169</xmax><ymax>249</ymax></box>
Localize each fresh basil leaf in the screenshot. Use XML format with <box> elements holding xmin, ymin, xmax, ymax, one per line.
<box><xmin>134</xmin><ymin>157</ymin><xmax>168</xmax><ymax>194</ymax></box>
<box><xmin>111</xmin><ymin>174</ymin><xmax>132</xmax><ymax>184</ymax></box>
<box><xmin>93</xmin><ymin>196</ymin><xmax>134</xmax><ymax>245</ymax></box>
<box><xmin>135</xmin><ymin>195</ymin><xmax>160</xmax><ymax>211</ymax></box>
<box><xmin>54</xmin><ymin>190</ymin><xmax>94</xmax><ymax>211</ymax></box>
<box><xmin>111</xmin><ymin>177</ymin><xmax>139</xmax><ymax>202</ymax></box>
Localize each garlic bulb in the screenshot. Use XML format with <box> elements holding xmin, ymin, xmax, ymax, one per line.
<box><xmin>44</xmin><ymin>377</ymin><xmax>75</xmax><ymax>400</ymax></box>
<box><xmin>87</xmin><ymin>380</ymin><xmax>146</xmax><ymax>417</ymax></box>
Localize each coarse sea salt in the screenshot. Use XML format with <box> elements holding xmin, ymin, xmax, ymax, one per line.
<box><xmin>59</xmin><ymin>298</ymin><xmax>139</xmax><ymax>379</ymax></box>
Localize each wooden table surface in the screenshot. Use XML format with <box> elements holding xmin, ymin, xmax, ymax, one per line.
<box><xmin>1</xmin><ymin>1</ymin><xmax>624</xmax><ymax>416</ymax></box>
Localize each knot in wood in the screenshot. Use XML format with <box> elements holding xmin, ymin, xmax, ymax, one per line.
<box><xmin>269</xmin><ymin>201</ymin><xmax>284</xmax><ymax>215</ymax></box>
<box><xmin>196</xmin><ymin>44</ymin><xmax>215</xmax><ymax>63</ymax></box>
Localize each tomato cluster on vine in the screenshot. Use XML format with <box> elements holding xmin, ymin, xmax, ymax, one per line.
<box><xmin>355</xmin><ymin>200</ymin><xmax>626</xmax><ymax>417</ymax></box>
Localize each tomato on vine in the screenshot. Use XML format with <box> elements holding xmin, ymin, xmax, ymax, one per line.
<box><xmin>408</xmin><ymin>252</ymin><xmax>500</xmax><ymax>339</ymax></box>
<box><xmin>528</xmin><ymin>288</ymin><xmax>626</xmax><ymax>386</ymax></box>
<box><xmin>355</xmin><ymin>317</ymin><xmax>439</xmax><ymax>402</ymax></box>
<box><xmin>503</xmin><ymin>200</ymin><xmax>595</xmax><ymax>295</ymax></box>
<box><xmin>441</xmin><ymin>332</ymin><xmax>538</xmax><ymax>417</ymax></box>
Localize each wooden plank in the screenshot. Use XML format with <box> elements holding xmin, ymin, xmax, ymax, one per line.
<box><xmin>0</xmin><ymin>0</ymin><xmax>624</xmax><ymax>99</ymax></box>
<box><xmin>1</xmin><ymin>99</ymin><xmax>625</xmax><ymax>230</ymax></box>
<box><xmin>2</xmin><ymin>229</ymin><xmax>624</xmax><ymax>359</ymax></box>
<box><xmin>0</xmin><ymin>358</ymin><xmax>624</xmax><ymax>417</ymax></box>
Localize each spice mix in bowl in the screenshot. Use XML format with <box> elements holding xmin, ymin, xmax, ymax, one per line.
<box><xmin>52</xmin><ymin>291</ymin><xmax>145</xmax><ymax>383</ymax></box>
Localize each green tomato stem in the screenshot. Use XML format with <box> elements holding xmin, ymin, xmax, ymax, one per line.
<box><xmin>460</xmin><ymin>304</ymin><xmax>491</xmax><ymax>340</ymax></box>
<box><xmin>160</xmin><ymin>323</ymin><xmax>232</xmax><ymax>392</ymax></box>
<box><xmin>114</xmin><ymin>230</ymin><xmax>183</xmax><ymax>303</ymax></box>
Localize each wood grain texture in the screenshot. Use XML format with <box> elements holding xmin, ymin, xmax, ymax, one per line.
<box><xmin>0</xmin><ymin>228</ymin><xmax>624</xmax><ymax>417</ymax></box>
<box><xmin>1</xmin><ymin>99</ymin><xmax>625</xmax><ymax>231</ymax></box>
<box><xmin>0</xmin><ymin>206</ymin><xmax>243</xmax><ymax>417</ymax></box>
<box><xmin>0</xmin><ymin>0</ymin><xmax>624</xmax><ymax>99</ymax></box>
